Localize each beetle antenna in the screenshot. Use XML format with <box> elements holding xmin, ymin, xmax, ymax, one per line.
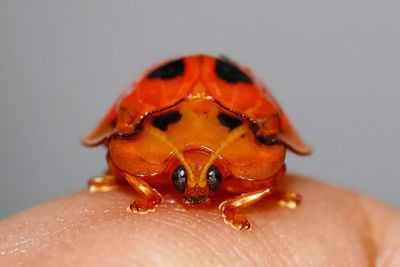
<box><xmin>199</xmin><ymin>125</ymin><xmax>249</xmax><ymax>187</ymax></box>
<box><xmin>145</xmin><ymin>125</ymin><xmax>195</xmax><ymax>183</ymax></box>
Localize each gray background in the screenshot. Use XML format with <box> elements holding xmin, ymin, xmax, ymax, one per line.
<box><xmin>1</xmin><ymin>1</ymin><xmax>399</xmax><ymax>219</ymax></box>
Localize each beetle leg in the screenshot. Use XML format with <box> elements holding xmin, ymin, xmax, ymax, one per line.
<box><xmin>219</xmin><ymin>186</ymin><xmax>276</xmax><ymax>231</ymax></box>
<box><xmin>271</xmin><ymin>191</ymin><xmax>302</xmax><ymax>209</ymax></box>
<box><xmin>88</xmin><ymin>175</ymin><xmax>120</xmax><ymax>192</ymax></box>
<box><xmin>88</xmin><ymin>153</ymin><xmax>122</xmax><ymax>192</ymax></box>
<box><xmin>122</xmin><ymin>173</ymin><xmax>163</xmax><ymax>214</ymax></box>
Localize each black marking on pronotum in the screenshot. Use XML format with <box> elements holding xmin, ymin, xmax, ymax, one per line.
<box><xmin>152</xmin><ymin>110</ymin><xmax>182</xmax><ymax>131</ymax></box>
<box><xmin>112</xmin><ymin>99</ymin><xmax>185</xmax><ymax>139</ymax></box>
<box><xmin>215</xmin><ymin>58</ymin><xmax>252</xmax><ymax>84</ymax></box>
<box><xmin>214</xmin><ymin>100</ymin><xmax>283</xmax><ymax>146</ymax></box>
<box><xmin>214</xmin><ymin>100</ymin><xmax>256</xmax><ymax>124</ymax></box>
<box><xmin>218</xmin><ymin>112</ymin><xmax>243</xmax><ymax>131</ymax></box>
<box><xmin>254</xmin><ymin>133</ymin><xmax>282</xmax><ymax>146</ymax></box>
<box><xmin>147</xmin><ymin>58</ymin><xmax>184</xmax><ymax>79</ymax></box>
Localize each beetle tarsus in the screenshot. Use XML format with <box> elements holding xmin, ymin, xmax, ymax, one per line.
<box><xmin>220</xmin><ymin>206</ymin><xmax>251</xmax><ymax>231</ymax></box>
<box><xmin>272</xmin><ymin>191</ymin><xmax>302</xmax><ymax>209</ymax></box>
<box><xmin>219</xmin><ymin>186</ymin><xmax>276</xmax><ymax>231</ymax></box>
<box><xmin>88</xmin><ymin>175</ymin><xmax>120</xmax><ymax>192</ymax></box>
<box><xmin>127</xmin><ymin>198</ymin><xmax>161</xmax><ymax>214</ymax></box>
<box><xmin>122</xmin><ymin>172</ymin><xmax>163</xmax><ymax>214</ymax></box>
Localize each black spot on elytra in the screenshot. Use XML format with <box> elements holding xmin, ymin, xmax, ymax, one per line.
<box><xmin>215</xmin><ymin>59</ymin><xmax>252</xmax><ymax>84</ymax></box>
<box><xmin>152</xmin><ymin>111</ymin><xmax>182</xmax><ymax>131</ymax></box>
<box><xmin>147</xmin><ymin>59</ymin><xmax>184</xmax><ymax>79</ymax></box>
<box><xmin>218</xmin><ymin>112</ymin><xmax>243</xmax><ymax>131</ymax></box>
<box><xmin>255</xmin><ymin>134</ymin><xmax>282</xmax><ymax>146</ymax></box>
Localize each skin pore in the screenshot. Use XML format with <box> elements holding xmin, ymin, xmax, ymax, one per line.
<box><xmin>0</xmin><ymin>175</ymin><xmax>399</xmax><ymax>266</ymax></box>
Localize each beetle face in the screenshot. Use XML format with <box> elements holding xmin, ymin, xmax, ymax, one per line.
<box><xmin>170</xmin><ymin>150</ymin><xmax>223</xmax><ymax>204</ymax></box>
<box><xmin>171</xmin><ymin>164</ymin><xmax>223</xmax><ymax>204</ymax></box>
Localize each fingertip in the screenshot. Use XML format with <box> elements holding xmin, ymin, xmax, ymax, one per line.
<box><xmin>1</xmin><ymin>175</ymin><xmax>399</xmax><ymax>266</ymax></box>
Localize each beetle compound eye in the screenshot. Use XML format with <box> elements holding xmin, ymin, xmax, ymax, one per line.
<box><xmin>207</xmin><ymin>165</ymin><xmax>222</xmax><ymax>192</ymax></box>
<box><xmin>172</xmin><ymin>165</ymin><xmax>187</xmax><ymax>193</ymax></box>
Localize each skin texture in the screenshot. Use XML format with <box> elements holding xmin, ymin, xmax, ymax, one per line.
<box><xmin>0</xmin><ymin>175</ymin><xmax>399</xmax><ymax>267</ymax></box>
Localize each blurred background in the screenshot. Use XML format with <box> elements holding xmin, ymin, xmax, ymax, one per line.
<box><xmin>1</xmin><ymin>1</ymin><xmax>399</xmax><ymax>219</ymax></box>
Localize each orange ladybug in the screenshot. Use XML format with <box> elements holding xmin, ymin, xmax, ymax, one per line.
<box><xmin>83</xmin><ymin>55</ymin><xmax>312</xmax><ymax>230</ymax></box>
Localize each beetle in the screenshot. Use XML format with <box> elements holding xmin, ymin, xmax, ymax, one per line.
<box><xmin>82</xmin><ymin>55</ymin><xmax>312</xmax><ymax>230</ymax></box>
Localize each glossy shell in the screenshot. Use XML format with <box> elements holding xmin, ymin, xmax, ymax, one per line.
<box><xmin>83</xmin><ymin>55</ymin><xmax>311</xmax><ymax>155</ymax></box>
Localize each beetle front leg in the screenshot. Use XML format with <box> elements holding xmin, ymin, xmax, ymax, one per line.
<box><xmin>122</xmin><ymin>173</ymin><xmax>163</xmax><ymax>214</ymax></box>
<box><xmin>219</xmin><ymin>189</ymin><xmax>302</xmax><ymax>230</ymax></box>
<box><xmin>88</xmin><ymin>153</ymin><xmax>122</xmax><ymax>192</ymax></box>
<box><xmin>219</xmin><ymin>186</ymin><xmax>276</xmax><ymax>230</ymax></box>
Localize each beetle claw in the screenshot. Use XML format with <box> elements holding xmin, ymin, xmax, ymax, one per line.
<box><xmin>220</xmin><ymin>203</ymin><xmax>251</xmax><ymax>230</ymax></box>
<box><xmin>127</xmin><ymin>198</ymin><xmax>162</xmax><ymax>214</ymax></box>
<box><xmin>221</xmin><ymin>210</ymin><xmax>251</xmax><ymax>231</ymax></box>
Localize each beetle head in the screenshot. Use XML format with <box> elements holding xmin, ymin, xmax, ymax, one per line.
<box><xmin>170</xmin><ymin>149</ymin><xmax>223</xmax><ymax>204</ymax></box>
